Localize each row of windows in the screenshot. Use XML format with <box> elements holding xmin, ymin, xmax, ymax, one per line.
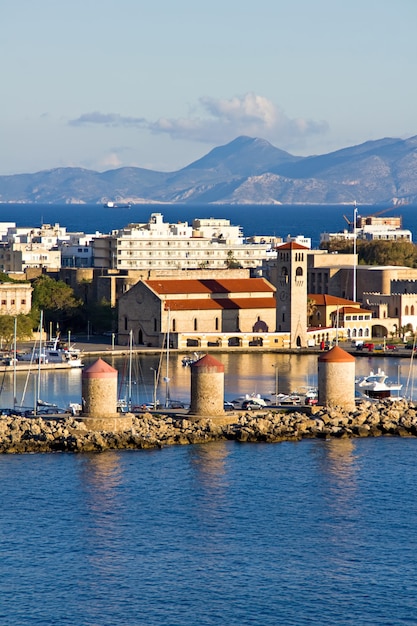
<box><xmin>344</xmin><ymin>314</ymin><xmax>371</xmax><ymax>321</ymax></box>
<box><xmin>0</xmin><ymin>299</ymin><xmax>26</xmax><ymax>306</ymax></box>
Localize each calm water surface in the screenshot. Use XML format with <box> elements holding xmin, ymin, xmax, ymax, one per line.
<box><xmin>0</xmin><ymin>352</ymin><xmax>415</xmax><ymax>410</ymax></box>
<box><xmin>1</xmin><ymin>438</ymin><xmax>417</xmax><ymax>625</ymax></box>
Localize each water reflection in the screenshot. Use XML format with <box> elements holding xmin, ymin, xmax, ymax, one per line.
<box><xmin>78</xmin><ymin>452</ymin><xmax>125</xmax><ymax>575</ymax></box>
<box><xmin>188</xmin><ymin>442</ymin><xmax>231</xmax><ymax>526</ymax></box>
<box><xmin>312</xmin><ymin>438</ymin><xmax>359</xmax><ymax>533</ymax></box>
<box><xmin>1</xmin><ymin>352</ymin><xmax>416</xmax><ymax>410</ymax></box>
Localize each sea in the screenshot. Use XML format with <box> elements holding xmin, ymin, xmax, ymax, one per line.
<box><xmin>2</xmin><ymin>203</ymin><xmax>417</xmax><ymax>626</ymax></box>
<box><xmin>2</xmin><ymin>201</ymin><xmax>417</xmax><ymax>248</ymax></box>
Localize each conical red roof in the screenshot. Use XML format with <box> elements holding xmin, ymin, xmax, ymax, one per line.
<box><xmin>82</xmin><ymin>358</ymin><xmax>118</xmax><ymax>378</ymax></box>
<box><xmin>318</xmin><ymin>345</ymin><xmax>355</xmax><ymax>363</ymax></box>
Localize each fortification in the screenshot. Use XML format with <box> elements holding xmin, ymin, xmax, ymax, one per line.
<box><xmin>79</xmin><ymin>358</ymin><xmax>132</xmax><ymax>432</ymax></box>
<box><xmin>318</xmin><ymin>346</ymin><xmax>356</xmax><ymax>410</ymax></box>
<box><xmin>189</xmin><ymin>354</ymin><xmax>225</xmax><ymax>416</ymax></box>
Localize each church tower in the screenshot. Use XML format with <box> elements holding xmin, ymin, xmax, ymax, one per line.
<box><xmin>275</xmin><ymin>242</ymin><xmax>309</xmax><ymax>348</ymax></box>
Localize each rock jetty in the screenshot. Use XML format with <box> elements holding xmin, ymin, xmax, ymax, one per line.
<box><xmin>1</xmin><ymin>399</ymin><xmax>417</xmax><ymax>453</ymax></box>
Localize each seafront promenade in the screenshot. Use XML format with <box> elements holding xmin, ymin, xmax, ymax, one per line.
<box><xmin>12</xmin><ymin>334</ymin><xmax>414</xmax><ymax>361</ymax></box>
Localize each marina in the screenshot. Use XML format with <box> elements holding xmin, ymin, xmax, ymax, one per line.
<box><xmin>1</xmin><ymin>346</ymin><xmax>416</xmax><ymax>414</ymax></box>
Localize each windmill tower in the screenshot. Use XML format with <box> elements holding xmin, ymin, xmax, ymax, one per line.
<box><xmin>275</xmin><ymin>242</ymin><xmax>309</xmax><ymax>348</ymax></box>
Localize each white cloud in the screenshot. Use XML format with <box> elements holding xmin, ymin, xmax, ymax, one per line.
<box><xmin>69</xmin><ymin>112</ymin><xmax>146</xmax><ymax>127</ymax></box>
<box><xmin>68</xmin><ymin>93</ymin><xmax>328</xmax><ymax>149</ymax></box>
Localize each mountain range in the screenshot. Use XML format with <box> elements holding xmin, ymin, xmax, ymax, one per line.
<box><xmin>2</xmin><ymin>134</ymin><xmax>417</xmax><ymax>205</ymax></box>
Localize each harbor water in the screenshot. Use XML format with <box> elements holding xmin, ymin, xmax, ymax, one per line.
<box><xmin>0</xmin><ymin>351</ymin><xmax>414</xmax><ymax>410</ymax></box>
<box><xmin>1</xmin><ymin>203</ymin><xmax>417</xmax><ymax>624</ymax></box>
<box><xmin>2</xmin><ymin>437</ymin><xmax>417</xmax><ymax>625</ymax></box>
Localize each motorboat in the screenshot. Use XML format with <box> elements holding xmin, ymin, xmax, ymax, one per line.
<box><xmin>355</xmin><ymin>368</ymin><xmax>402</xmax><ymax>401</ymax></box>
<box><xmin>181</xmin><ymin>352</ymin><xmax>202</xmax><ymax>366</ymax></box>
<box><xmin>17</xmin><ymin>337</ymin><xmax>83</xmax><ymax>368</ymax></box>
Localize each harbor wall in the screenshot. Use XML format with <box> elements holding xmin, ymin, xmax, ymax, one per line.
<box><xmin>0</xmin><ymin>399</ymin><xmax>416</xmax><ymax>453</ymax></box>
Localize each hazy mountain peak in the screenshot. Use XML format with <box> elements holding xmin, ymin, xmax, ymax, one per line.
<box><xmin>2</xmin><ymin>135</ymin><xmax>417</xmax><ymax>205</ymax></box>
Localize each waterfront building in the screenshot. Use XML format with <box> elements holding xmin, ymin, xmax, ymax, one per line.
<box><xmin>117</xmin><ymin>276</ymin><xmax>286</xmax><ymax>349</ymax></box>
<box><xmin>274</xmin><ymin>242</ymin><xmax>309</xmax><ymax>348</ymax></box>
<box><xmin>92</xmin><ymin>213</ymin><xmax>273</xmax><ymax>272</ymax></box>
<box><xmin>320</xmin><ymin>212</ymin><xmax>412</xmax><ymax>245</ymax></box>
<box><xmin>308</xmin><ymin>294</ymin><xmax>372</xmax><ymax>340</ymax></box>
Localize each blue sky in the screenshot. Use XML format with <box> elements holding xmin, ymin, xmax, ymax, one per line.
<box><xmin>2</xmin><ymin>0</ymin><xmax>417</xmax><ymax>175</ymax></box>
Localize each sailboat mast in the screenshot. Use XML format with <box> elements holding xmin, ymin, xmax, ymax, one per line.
<box><xmin>36</xmin><ymin>310</ymin><xmax>43</xmax><ymax>412</ymax></box>
<box><xmin>13</xmin><ymin>316</ymin><xmax>17</xmax><ymax>407</ymax></box>
<box><xmin>165</xmin><ymin>307</ymin><xmax>170</xmax><ymax>408</ymax></box>
<box><xmin>128</xmin><ymin>329</ymin><xmax>133</xmax><ymax>411</ymax></box>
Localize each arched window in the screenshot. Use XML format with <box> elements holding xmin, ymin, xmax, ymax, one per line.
<box><xmin>412</xmin><ymin>306</ymin><xmax>415</xmax><ymax>315</ymax></box>
<box><xmin>405</xmin><ymin>305</ymin><xmax>409</xmax><ymax>315</ymax></box>
<box><xmin>281</xmin><ymin>266</ymin><xmax>288</xmax><ymax>276</ymax></box>
<box><xmin>296</xmin><ymin>266</ymin><xmax>303</xmax><ymax>276</ymax></box>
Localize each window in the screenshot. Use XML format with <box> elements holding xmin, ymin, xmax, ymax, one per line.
<box><xmin>296</xmin><ymin>266</ymin><xmax>303</xmax><ymax>276</ymax></box>
<box><xmin>194</xmin><ymin>318</ymin><xmax>198</xmax><ymax>331</ymax></box>
<box><xmin>215</xmin><ymin>317</ymin><xmax>219</xmax><ymax>331</ymax></box>
<box><xmin>172</xmin><ymin>319</ymin><xmax>176</xmax><ymax>332</ymax></box>
<box><xmin>405</xmin><ymin>305</ymin><xmax>409</xmax><ymax>315</ymax></box>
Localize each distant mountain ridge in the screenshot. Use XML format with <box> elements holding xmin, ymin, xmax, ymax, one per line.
<box><xmin>2</xmin><ymin>134</ymin><xmax>417</xmax><ymax>205</ymax></box>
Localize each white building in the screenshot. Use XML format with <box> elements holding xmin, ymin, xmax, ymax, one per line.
<box><xmin>60</xmin><ymin>232</ymin><xmax>102</xmax><ymax>268</ymax></box>
<box><xmin>320</xmin><ymin>212</ymin><xmax>412</xmax><ymax>245</ymax></box>
<box><xmin>92</xmin><ymin>213</ymin><xmax>273</xmax><ymax>272</ymax></box>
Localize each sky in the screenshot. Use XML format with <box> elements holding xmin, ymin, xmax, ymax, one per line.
<box><xmin>2</xmin><ymin>0</ymin><xmax>417</xmax><ymax>175</ymax></box>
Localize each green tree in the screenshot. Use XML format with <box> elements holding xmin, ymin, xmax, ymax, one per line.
<box><xmin>83</xmin><ymin>298</ymin><xmax>116</xmax><ymax>334</ymax></box>
<box><xmin>320</xmin><ymin>239</ymin><xmax>417</xmax><ymax>267</ymax></box>
<box><xmin>31</xmin><ymin>275</ymin><xmax>82</xmax><ymax>330</ymax></box>
<box><xmin>0</xmin><ymin>314</ymin><xmax>33</xmax><ymax>348</ymax></box>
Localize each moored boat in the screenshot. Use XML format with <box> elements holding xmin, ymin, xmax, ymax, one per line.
<box><xmin>16</xmin><ymin>337</ymin><xmax>83</xmax><ymax>368</ymax></box>
<box><xmin>355</xmin><ymin>368</ymin><xmax>402</xmax><ymax>401</ymax></box>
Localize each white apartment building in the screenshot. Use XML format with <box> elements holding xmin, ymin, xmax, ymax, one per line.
<box><xmin>0</xmin><ymin>244</ymin><xmax>61</xmax><ymax>273</ymax></box>
<box><xmin>92</xmin><ymin>213</ymin><xmax>273</xmax><ymax>271</ymax></box>
<box><xmin>60</xmin><ymin>232</ymin><xmax>102</xmax><ymax>268</ymax></box>
<box><xmin>320</xmin><ymin>213</ymin><xmax>412</xmax><ymax>245</ymax></box>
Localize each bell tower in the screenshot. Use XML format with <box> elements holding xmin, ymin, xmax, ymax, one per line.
<box><xmin>275</xmin><ymin>242</ymin><xmax>309</xmax><ymax>348</ymax></box>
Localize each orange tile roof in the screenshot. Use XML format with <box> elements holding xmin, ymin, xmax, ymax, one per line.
<box><xmin>339</xmin><ymin>306</ymin><xmax>371</xmax><ymax>314</ymax></box>
<box><xmin>276</xmin><ymin>242</ymin><xmax>309</xmax><ymax>250</ymax></box>
<box><xmin>309</xmin><ymin>294</ymin><xmax>357</xmax><ymax>306</ymax></box>
<box><xmin>147</xmin><ymin>277</ymin><xmax>274</xmax><ymax>295</ymax></box>
<box><xmin>164</xmin><ymin>297</ymin><xmax>276</xmax><ymax>311</ymax></box>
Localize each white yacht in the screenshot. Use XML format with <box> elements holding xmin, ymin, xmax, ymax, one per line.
<box><xmin>355</xmin><ymin>368</ymin><xmax>402</xmax><ymax>401</ymax></box>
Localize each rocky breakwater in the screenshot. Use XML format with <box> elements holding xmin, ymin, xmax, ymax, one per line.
<box><xmin>1</xmin><ymin>400</ymin><xmax>417</xmax><ymax>453</ymax></box>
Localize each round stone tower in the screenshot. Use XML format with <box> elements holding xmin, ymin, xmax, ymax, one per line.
<box><xmin>79</xmin><ymin>358</ymin><xmax>132</xmax><ymax>432</ymax></box>
<box><xmin>318</xmin><ymin>346</ymin><xmax>356</xmax><ymax>410</ymax></box>
<box><xmin>189</xmin><ymin>354</ymin><xmax>224</xmax><ymax>416</ymax></box>
<box><xmin>82</xmin><ymin>358</ymin><xmax>118</xmax><ymax>417</ymax></box>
